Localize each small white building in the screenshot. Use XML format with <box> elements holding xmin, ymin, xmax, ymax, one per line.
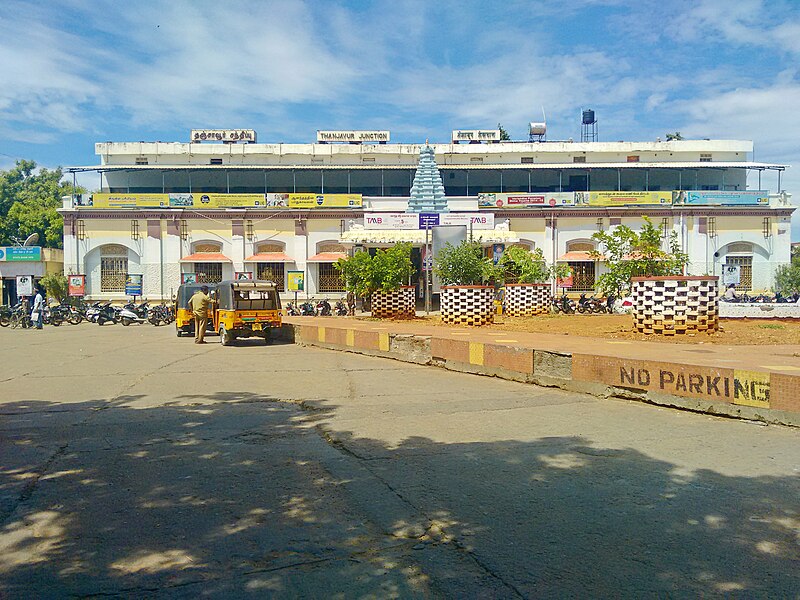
<box><xmin>60</xmin><ymin>129</ymin><xmax>794</xmax><ymax>300</ymax></box>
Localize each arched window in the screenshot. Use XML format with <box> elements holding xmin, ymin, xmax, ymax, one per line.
<box><xmin>192</xmin><ymin>242</ymin><xmax>223</xmax><ymax>283</ymax></box>
<box><xmin>255</xmin><ymin>242</ymin><xmax>287</xmax><ymax>291</ymax></box>
<box><xmin>724</xmin><ymin>243</ymin><xmax>754</xmax><ymax>291</ymax></box>
<box><xmin>100</xmin><ymin>245</ymin><xmax>128</xmax><ymax>292</ymax></box>
<box><xmin>316</xmin><ymin>242</ymin><xmax>347</xmax><ymax>292</ymax></box>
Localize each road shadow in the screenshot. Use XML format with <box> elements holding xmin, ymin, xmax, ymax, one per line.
<box><xmin>0</xmin><ymin>395</ymin><xmax>797</xmax><ymax>597</ymax></box>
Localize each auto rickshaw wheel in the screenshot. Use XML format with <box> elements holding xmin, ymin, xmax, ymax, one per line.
<box><xmin>219</xmin><ymin>326</ymin><xmax>233</xmax><ymax>346</ymax></box>
<box><xmin>176</xmin><ymin>328</ymin><xmax>183</xmax><ymax>337</ymax></box>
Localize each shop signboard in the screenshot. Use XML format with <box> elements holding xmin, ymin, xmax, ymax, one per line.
<box><xmin>364</xmin><ymin>213</ymin><xmax>420</xmax><ymax>229</ymax></box>
<box><xmin>287</xmin><ymin>271</ymin><xmax>305</xmax><ymax>292</ymax></box>
<box><xmin>0</xmin><ymin>246</ymin><xmax>42</xmax><ymax>261</ymax></box>
<box><xmin>581</xmin><ymin>191</ymin><xmax>672</xmax><ymax>207</ymax></box>
<box><xmin>675</xmin><ymin>190</ymin><xmax>769</xmax><ymax>206</ymax></box>
<box><xmin>288</xmin><ymin>194</ymin><xmax>363</xmax><ymax>209</ymax></box>
<box><xmin>557</xmin><ymin>273</ymin><xmax>573</xmax><ymax>289</ymax></box>
<box><xmin>478</xmin><ymin>192</ymin><xmax>577</xmax><ymax>209</ymax></box>
<box><xmin>125</xmin><ymin>274</ymin><xmax>143</xmax><ymax>296</ymax></box>
<box><xmin>68</xmin><ymin>275</ymin><xmax>86</xmax><ymax>296</ymax></box>
<box><xmin>16</xmin><ymin>275</ymin><xmax>33</xmax><ymax>297</ymax></box>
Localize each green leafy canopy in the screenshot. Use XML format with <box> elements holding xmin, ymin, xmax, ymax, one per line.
<box><xmin>334</xmin><ymin>243</ymin><xmax>415</xmax><ymax>296</ymax></box>
<box><xmin>433</xmin><ymin>240</ymin><xmax>501</xmax><ymax>286</ymax></box>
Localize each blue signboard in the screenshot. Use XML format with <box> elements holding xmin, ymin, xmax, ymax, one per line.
<box><xmin>125</xmin><ymin>274</ymin><xmax>143</xmax><ymax>296</ymax></box>
<box><xmin>419</xmin><ymin>213</ymin><xmax>440</xmax><ymax>229</ymax></box>
<box><xmin>0</xmin><ymin>246</ymin><xmax>42</xmax><ymax>261</ymax></box>
<box><xmin>675</xmin><ymin>191</ymin><xmax>769</xmax><ymax>206</ymax></box>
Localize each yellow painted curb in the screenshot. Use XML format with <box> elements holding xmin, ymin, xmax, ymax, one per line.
<box><xmin>346</xmin><ymin>329</ymin><xmax>355</xmax><ymax>347</ymax></box>
<box><xmin>318</xmin><ymin>327</ymin><xmax>326</xmax><ymax>343</ymax></box>
<box><xmin>379</xmin><ymin>332</ymin><xmax>390</xmax><ymax>352</ymax></box>
<box><xmin>469</xmin><ymin>342</ymin><xmax>484</xmax><ymax>366</ymax></box>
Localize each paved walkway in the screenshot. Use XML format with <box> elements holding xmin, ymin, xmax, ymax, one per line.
<box><xmin>285</xmin><ymin>315</ymin><xmax>800</xmax><ymax>375</ymax></box>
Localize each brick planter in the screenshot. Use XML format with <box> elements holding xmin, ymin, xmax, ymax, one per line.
<box><xmin>503</xmin><ymin>283</ymin><xmax>551</xmax><ymax>316</ymax></box>
<box><xmin>632</xmin><ymin>276</ymin><xmax>719</xmax><ymax>335</ymax></box>
<box><xmin>371</xmin><ymin>286</ymin><xmax>416</xmax><ymax>318</ymax></box>
<box><xmin>440</xmin><ymin>286</ymin><xmax>495</xmax><ymax>326</ymax></box>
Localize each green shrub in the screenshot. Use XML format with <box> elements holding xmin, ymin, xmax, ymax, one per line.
<box><xmin>434</xmin><ymin>240</ymin><xmax>501</xmax><ymax>286</ymax></box>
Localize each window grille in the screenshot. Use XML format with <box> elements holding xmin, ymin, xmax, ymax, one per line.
<box><xmin>77</xmin><ymin>220</ymin><xmax>86</xmax><ymax>240</ymax></box>
<box><xmin>257</xmin><ymin>263</ymin><xmax>285</xmax><ymax>291</ymax></box>
<box><xmin>135</xmin><ymin>157</ymin><xmax>148</xmax><ymax>165</ymax></box>
<box><xmin>101</xmin><ymin>257</ymin><xmax>128</xmax><ymax>292</ymax></box>
<box><xmin>573</xmin><ymin>156</ymin><xmax>586</xmax><ymax>163</ymax></box>
<box><xmin>194</xmin><ymin>263</ymin><xmax>222</xmax><ymax>283</ymax></box>
<box><xmin>520</xmin><ymin>157</ymin><xmax>534</xmax><ymax>164</ymax></box>
<box><xmin>661</xmin><ymin>218</ymin><xmax>669</xmax><ymax>238</ymax></box>
<box><xmin>763</xmin><ymin>217</ymin><xmax>771</xmax><ymax>238</ymax></box>
<box><xmin>596</xmin><ymin>218</ymin><xmax>604</xmax><ymax>232</ymax></box>
<box><xmin>567</xmin><ymin>261</ymin><xmax>595</xmax><ymax>292</ymax></box>
<box><xmin>180</xmin><ymin>220</ymin><xmax>188</xmax><ymax>240</ymax></box>
<box><xmin>726</xmin><ymin>255</ymin><xmax>753</xmax><ymax>291</ymax></box>
<box><xmin>707</xmin><ymin>217</ymin><xmax>716</xmax><ymax>237</ymax></box>
<box><xmin>246</xmin><ymin>220</ymin><xmax>254</xmax><ymax>241</ymax></box>
<box><xmin>131</xmin><ymin>220</ymin><xmax>140</xmax><ymax>240</ymax></box>
<box><xmin>699</xmin><ymin>153</ymin><xmax>712</xmax><ymax>162</ymax></box>
<box><xmin>318</xmin><ymin>263</ymin><xmax>345</xmax><ymax>292</ymax></box>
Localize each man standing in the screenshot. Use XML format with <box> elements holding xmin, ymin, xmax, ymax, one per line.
<box><xmin>31</xmin><ymin>286</ymin><xmax>44</xmax><ymax>330</ymax></box>
<box><xmin>189</xmin><ymin>285</ymin><xmax>211</xmax><ymax>344</ymax></box>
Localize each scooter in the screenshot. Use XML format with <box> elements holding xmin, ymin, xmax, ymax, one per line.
<box><xmin>285</xmin><ymin>302</ymin><xmax>301</xmax><ymax>316</ymax></box>
<box><xmin>299</xmin><ymin>301</ymin><xmax>316</xmax><ymax>316</ymax></box>
<box><xmin>119</xmin><ymin>304</ymin><xmax>147</xmax><ymax>326</ymax></box>
<box><xmin>334</xmin><ymin>300</ymin><xmax>348</xmax><ymax>316</ymax></box>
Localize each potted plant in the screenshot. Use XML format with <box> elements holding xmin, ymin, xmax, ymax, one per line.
<box><xmin>498</xmin><ymin>246</ymin><xmax>552</xmax><ymax>316</ymax></box>
<box><xmin>335</xmin><ymin>243</ymin><xmax>416</xmax><ymax>318</ymax></box>
<box><xmin>434</xmin><ymin>240</ymin><xmax>501</xmax><ymax>326</ymax></box>
<box><xmin>590</xmin><ymin>217</ymin><xmax>712</xmax><ymax>335</ymax></box>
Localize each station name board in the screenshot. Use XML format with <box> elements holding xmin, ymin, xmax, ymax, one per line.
<box><xmin>191</xmin><ymin>129</ymin><xmax>256</xmax><ymax>143</ymax></box>
<box><xmin>452</xmin><ymin>129</ymin><xmax>501</xmax><ymax>142</ymax></box>
<box><xmin>317</xmin><ymin>130</ymin><xmax>390</xmax><ymax>143</ymax></box>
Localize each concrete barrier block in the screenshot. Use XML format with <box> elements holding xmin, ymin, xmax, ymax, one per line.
<box><xmin>484</xmin><ymin>344</ymin><xmax>534</xmax><ymax>375</ymax></box>
<box><xmin>533</xmin><ymin>350</ymin><xmax>572</xmax><ymax>380</ymax></box>
<box><xmin>431</xmin><ymin>337</ymin><xmax>470</xmax><ymax>364</ymax></box>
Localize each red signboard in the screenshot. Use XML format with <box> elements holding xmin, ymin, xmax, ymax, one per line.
<box><xmin>557</xmin><ymin>274</ymin><xmax>573</xmax><ymax>288</ymax></box>
<box><xmin>68</xmin><ymin>274</ymin><xmax>86</xmax><ymax>296</ymax></box>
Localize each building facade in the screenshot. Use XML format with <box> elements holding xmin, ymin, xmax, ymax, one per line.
<box><xmin>61</xmin><ymin>131</ymin><xmax>794</xmax><ymax>300</ymax></box>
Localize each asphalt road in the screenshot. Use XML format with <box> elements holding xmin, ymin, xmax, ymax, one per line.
<box><xmin>1</xmin><ymin>323</ymin><xmax>798</xmax><ymax>598</ymax></box>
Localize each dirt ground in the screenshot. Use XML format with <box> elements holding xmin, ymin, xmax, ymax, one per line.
<box><xmin>417</xmin><ymin>313</ymin><xmax>800</xmax><ymax>345</ymax></box>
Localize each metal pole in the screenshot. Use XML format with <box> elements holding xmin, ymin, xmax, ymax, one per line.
<box><xmin>424</xmin><ymin>227</ymin><xmax>431</xmax><ymax>315</ymax></box>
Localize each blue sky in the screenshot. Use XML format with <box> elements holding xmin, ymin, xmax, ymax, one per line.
<box><xmin>1</xmin><ymin>0</ymin><xmax>799</xmax><ymax>236</ymax></box>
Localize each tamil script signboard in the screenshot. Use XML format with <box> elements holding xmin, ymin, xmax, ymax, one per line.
<box><xmin>191</xmin><ymin>129</ymin><xmax>256</xmax><ymax>143</ymax></box>
<box><xmin>125</xmin><ymin>274</ymin><xmax>143</xmax><ymax>296</ymax></box>
<box><xmin>364</xmin><ymin>213</ymin><xmax>420</xmax><ymax>229</ymax></box>
<box><xmin>579</xmin><ymin>191</ymin><xmax>672</xmax><ymax>206</ymax></box>
<box><xmin>84</xmin><ymin>193</ymin><xmax>363</xmax><ymax>209</ymax></box>
<box><xmin>675</xmin><ymin>191</ymin><xmax>769</xmax><ymax>206</ymax></box>
<box><xmin>0</xmin><ymin>246</ymin><xmax>42</xmax><ymax>261</ymax></box>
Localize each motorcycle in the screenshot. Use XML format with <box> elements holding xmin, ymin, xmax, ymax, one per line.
<box><xmin>0</xmin><ymin>304</ymin><xmax>10</xmax><ymax>327</ymax></box>
<box><xmin>285</xmin><ymin>302</ymin><xmax>301</xmax><ymax>316</ymax></box>
<box><xmin>554</xmin><ymin>293</ymin><xmax>575</xmax><ymax>314</ymax></box>
<box><xmin>299</xmin><ymin>301</ymin><xmax>316</xmax><ymax>316</ymax></box>
<box><xmin>315</xmin><ymin>298</ymin><xmax>332</xmax><ymax>316</ymax></box>
<box><xmin>334</xmin><ymin>300</ymin><xmax>348</xmax><ymax>316</ymax></box>
<box><xmin>96</xmin><ymin>303</ymin><xmax>119</xmax><ymax>325</ymax></box>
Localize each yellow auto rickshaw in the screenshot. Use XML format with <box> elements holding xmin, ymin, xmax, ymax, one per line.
<box><xmin>174</xmin><ymin>282</ymin><xmax>218</xmax><ymax>337</ymax></box>
<box><xmin>212</xmin><ymin>280</ymin><xmax>282</xmax><ymax>346</ymax></box>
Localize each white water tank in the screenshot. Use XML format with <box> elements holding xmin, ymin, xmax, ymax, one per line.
<box><xmin>529</xmin><ymin>122</ymin><xmax>547</xmax><ymax>136</ymax></box>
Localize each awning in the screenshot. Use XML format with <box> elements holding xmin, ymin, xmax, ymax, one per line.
<box><xmin>559</xmin><ymin>251</ymin><xmax>603</xmax><ymax>261</ymax></box>
<box><xmin>180</xmin><ymin>252</ymin><xmax>232</xmax><ymax>263</ymax></box>
<box><xmin>244</xmin><ymin>252</ymin><xmax>293</xmax><ymax>263</ymax></box>
<box><xmin>307</xmin><ymin>252</ymin><xmax>348</xmax><ymax>263</ymax></box>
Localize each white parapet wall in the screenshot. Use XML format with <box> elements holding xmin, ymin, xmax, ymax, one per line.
<box><xmin>719</xmin><ymin>302</ymin><xmax>800</xmax><ymax>318</ymax></box>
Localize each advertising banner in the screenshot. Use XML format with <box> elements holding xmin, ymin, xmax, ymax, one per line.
<box><xmin>235</xmin><ymin>271</ymin><xmax>253</xmax><ymax>280</ymax></box>
<box><xmin>169</xmin><ymin>193</ymin><xmax>270</xmax><ymax>208</ymax></box>
<box><xmin>675</xmin><ymin>190</ymin><xmax>769</xmax><ymax>206</ymax></box>
<box><xmin>440</xmin><ymin>213</ymin><xmax>494</xmax><ymax>230</ymax></box>
<box><xmin>0</xmin><ymin>246</ymin><xmax>42</xmax><ymax>261</ymax></box>
<box><xmin>125</xmin><ymin>274</ymin><xmax>143</xmax><ymax>296</ymax></box>
<box><xmin>16</xmin><ymin>275</ymin><xmax>33</xmax><ymax>297</ymax></box>
<box><xmin>287</xmin><ymin>271</ymin><xmax>305</xmax><ymax>292</ymax></box>
<box><xmin>90</xmin><ymin>193</ymin><xmax>169</xmax><ymax>208</ymax></box>
<box><xmin>364</xmin><ymin>213</ymin><xmax>420</xmax><ymax>230</ymax></box>
<box><xmin>723</xmin><ymin>265</ymin><xmax>741</xmax><ymax>286</ymax></box>
<box><xmin>581</xmin><ymin>191</ymin><xmax>672</xmax><ymax>206</ymax></box>
<box><xmin>478</xmin><ymin>192</ymin><xmax>577</xmax><ymax>209</ymax></box>
<box><xmin>288</xmin><ymin>194</ymin><xmax>362</xmax><ymax>209</ymax></box>
<box><xmin>68</xmin><ymin>275</ymin><xmax>86</xmax><ymax>296</ymax></box>
<box><xmin>181</xmin><ymin>273</ymin><xmax>198</xmax><ymax>284</ymax></box>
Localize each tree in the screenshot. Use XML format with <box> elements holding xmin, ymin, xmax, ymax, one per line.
<box><xmin>590</xmin><ymin>216</ymin><xmax>688</xmax><ymax>296</ymax></box>
<box><xmin>497</xmin><ymin>123</ymin><xmax>511</xmax><ymax>141</ymax></box>
<box><xmin>434</xmin><ymin>240</ymin><xmax>501</xmax><ymax>286</ymax></box>
<box><xmin>39</xmin><ymin>272</ymin><xmax>69</xmax><ymax>303</ymax></box>
<box><xmin>0</xmin><ymin>160</ymin><xmax>83</xmax><ymax>248</ymax></box>
<box><xmin>665</xmin><ymin>132</ymin><xmax>684</xmax><ymax>141</ymax></box>
<box><xmin>774</xmin><ymin>248</ymin><xmax>800</xmax><ymax>295</ymax></box>
<box><xmin>335</xmin><ymin>243</ymin><xmax>415</xmax><ymax>297</ymax></box>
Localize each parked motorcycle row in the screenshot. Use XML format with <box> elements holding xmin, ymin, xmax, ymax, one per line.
<box><xmin>0</xmin><ymin>300</ymin><xmax>175</xmax><ymax>328</ymax></box>
<box><xmin>285</xmin><ymin>298</ymin><xmax>350</xmax><ymax>317</ymax></box>
<box><xmin>720</xmin><ymin>291</ymin><xmax>800</xmax><ymax>304</ymax></box>
<box><xmin>551</xmin><ymin>293</ymin><xmax>620</xmax><ymax>315</ymax></box>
